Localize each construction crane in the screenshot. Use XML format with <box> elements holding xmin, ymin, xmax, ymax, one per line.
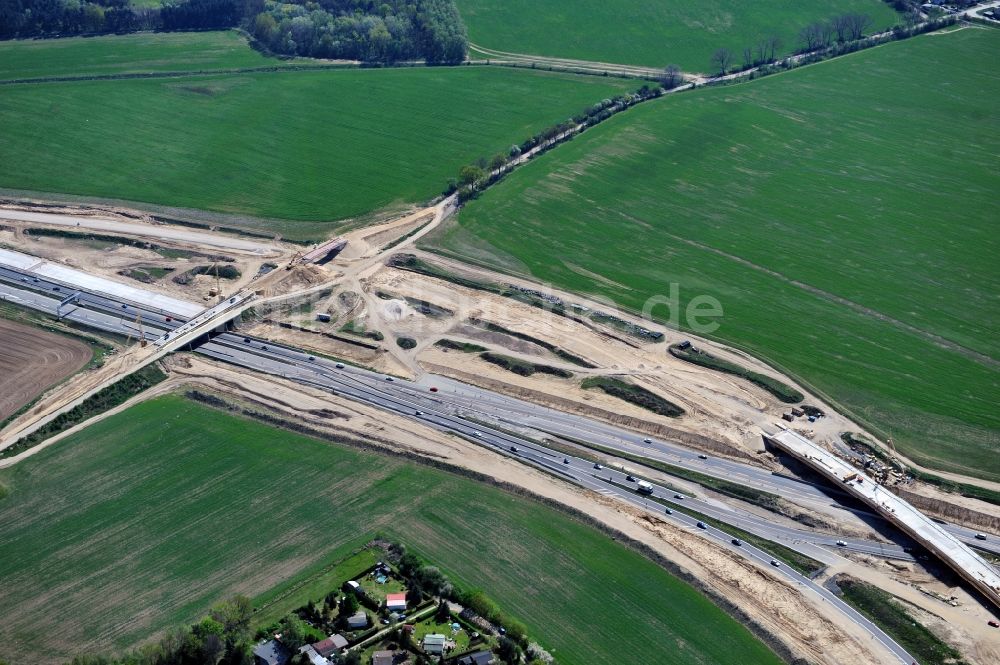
<box><xmin>124</xmin><ymin>312</ymin><xmax>147</xmax><ymax>348</ymax></box>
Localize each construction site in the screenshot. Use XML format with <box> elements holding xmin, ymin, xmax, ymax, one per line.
<box><xmin>1</xmin><ymin>200</ymin><xmax>998</xmax><ymax>665</ymax></box>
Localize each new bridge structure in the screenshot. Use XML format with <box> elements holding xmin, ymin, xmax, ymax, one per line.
<box><xmin>765</xmin><ymin>428</ymin><xmax>1000</xmax><ymax>610</ymax></box>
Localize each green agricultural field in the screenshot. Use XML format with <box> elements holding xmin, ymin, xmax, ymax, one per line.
<box><xmin>431</xmin><ymin>29</ymin><xmax>1000</xmax><ymax>481</ymax></box>
<box><xmin>0</xmin><ymin>30</ymin><xmax>289</xmax><ymax>81</ymax></box>
<box><xmin>0</xmin><ymin>395</ymin><xmax>782</xmax><ymax>665</ymax></box>
<box><xmin>0</xmin><ymin>66</ymin><xmax>632</xmax><ymax>239</ymax></box>
<box><xmin>457</xmin><ymin>0</ymin><xmax>898</xmax><ymax>70</ymax></box>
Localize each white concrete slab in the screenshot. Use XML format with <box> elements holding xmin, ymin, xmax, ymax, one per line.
<box><xmin>0</xmin><ymin>248</ymin><xmax>204</xmax><ymax>317</ymax></box>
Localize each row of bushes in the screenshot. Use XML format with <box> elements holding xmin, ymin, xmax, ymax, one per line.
<box><xmin>1</xmin><ymin>363</ymin><xmax>167</xmax><ymax>460</ymax></box>
<box><xmin>580</xmin><ymin>376</ymin><xmax>685</xmax><ymax>418</ymax></box>
<box><xmin>480</xmin><ymin>352</ymin><xmax>573</xmax><ymax>379</ymax></box>
<box><xmin>714</xmin><ymin>15</ymin><xmax>960</xmax><ymax>84</ymax></box>
<box><xmin>668</xmin><ymin>343</ymin><xmax>803</xmax><ymax>404</ymax></box>
<box><xmin>468</xmin><ymin>317</ymin><xmax>595</xmax><ymax>368</ymax></box>
<box><xmin>434</xmin><ymin>338</ymin><xmax>486</xmax><ymax>353</ymax></box>
<box><xmin>447</xmin><ymin>84</ymin><xmax>664</xmax><ymax>203</ymax></box>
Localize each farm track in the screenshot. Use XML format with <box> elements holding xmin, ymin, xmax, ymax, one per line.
<box><xmin>0</xmin><ymin>318</ymin><xmax>91</xmax><ymax>421</ymax></box>
<box><xmin>0</xmin><ymin>61</ymin><xmax>361</xmax><ymax>86</ymax></box>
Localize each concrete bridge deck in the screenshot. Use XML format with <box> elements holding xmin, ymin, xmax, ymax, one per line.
<box><xmin>765</xmin><ymin>427</ymin><xmax>1000</xmax><ymax>609</ymax></box>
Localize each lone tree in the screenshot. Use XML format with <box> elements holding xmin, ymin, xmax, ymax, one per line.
<box><xmin>710</xmin><ymin>47</ymin><xmax>732</xmax><ymax>75</ymax></box>
<box><xmin>458</xmin><ymin>165</ymin><xmax>485</xmax><ymax>189</ymax></box>
<box><xmin>659</xmin><ymin>64</ymin><xmax>683</xmax><ymax>89</ymax></box>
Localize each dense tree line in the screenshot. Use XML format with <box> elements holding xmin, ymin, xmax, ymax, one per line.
<box><xmin>710</xmin><ymin>11</ymin><xmax>879</xmax><ymax>75</ymax></box>
<box><xmin>248</xmin><ymin>0</ymin><xmax>466</xmax><ymax>64</ymax></box>
<box><xmin>0</xmin><ymin>0</ymin><xmax>467</xmax><ymax>64</ymax></box>
<box><xmin>67</xmin><ymin>596</ymin><xmax>256</xmax><ymax>665</ymax></box>
<box><xmin>451</xmin><ymin>84</ymin><xmax>664</xmax><ymax>203</ymax></box>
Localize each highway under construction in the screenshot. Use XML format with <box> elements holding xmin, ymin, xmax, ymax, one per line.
<box><xmin>2</xmin><ymin>249</ymin><xmax>998</xmax><ymax>627</ymax></box>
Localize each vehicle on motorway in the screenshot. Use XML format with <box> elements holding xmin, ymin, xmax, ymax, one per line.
<box><xmin>636</xmin><ymin>480</ymin><xmax>654</xmax><ymax>495</ymax></box>
<box><xmin>975</xmin><ymin>533</ymin><xmax>987</xmax><ymax>540</ymax></box>
<box><xmin>52</xmin><ymin>286</ymin><xmax>60</xmax><ymax>291</ymax></box>
<box><xmin>731</xmin><ymin>538</ymin><xmax>742</xmax><ymax>546</ymax></box>
<box><xmin>509</xmin><ymin>446</ymin><xmax>517</xmax><ymax>452</ymax></box>
<box><xmin>625</xmin><ymin>474</ymin><xmax>636</xmax><ymax>482</ymax></box>
<box><xmin>988</xmin><ymin>620</ymin><xmax>999</xmax><ymax>628</ymax></box>
<box><xmin>415</xmin><ymin>411</ymin><xmax>423</xmax><ymax>416</ymax></box>
<box><xmin>836</xmin><ymin>540</ymin><xmax>847</xmax><ymax>547</ymax></box>
<box><xmin>385</xmin><ymin>376</ymin><xmax>394</xmax><ymax>381</ymax></box>
<box><xmin>308</xmin><ymin>356</ymin><xmax>315</xmax><ymax>362</ymax></box>
<box><xmin>698</xmin><ymin>454</ymin><xmax>708</xmax><ymax>460</ymax></box>
<box><xmin>643</xmin><ymin>438</ymin><xmax>653</xmax><ymax>444</ymax></box>
<box><xmin>244</xmin><ymin>337</ymin><xmax>251</xmax><ymax>343</ymax></box>
<box><xmin>674</xmin><ymin>493</ymin><xmax>685</xmax><ymax>500</ymax></box>
<box><xmin>770</xmin><ymin>560</ymin><xmax>781</xmax><ymax>567</ymax></box>
<box><xmin>696</xmin><ymin>521</ymin><xmax>706</xmax><ymax>529</ymax></box>
<box><xmin>335</xmin><ymin>363</ymin><xmax>345</xmax><ymax>369</ymax></box>
<box><xmin>429</xmin><ymin>387</ymin><xmax>438</xmax><ymax>392</ymax></box>
<box><xmin>563</xmin><ymin>458</ymin><xmax>569</xmax><ymax>464</ymax></box>
<box><xmin>593</xmin><ymin>463</ymin><xmax>603</xmax><ymax>470</ymax></box>
<box><xmin>121</xmin><ymin>304</ymin><xmax>127</xmax><ymax>309</ymax></box>
<box><xmin>472</xmin><ymin>431</ymin><xmax>482</xmax><ymax>437</ymax></box>
<box><xmin>261</xmin><ymin>345</ymin><xmax>268</xmax><ymax>350</ymax></box>
<box><xmin>664</xmin><ymin>507</ymin><xmax>672</xmax><ymax>515</ymax></box>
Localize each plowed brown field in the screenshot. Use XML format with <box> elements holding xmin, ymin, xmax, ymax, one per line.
<box><xmin>0</xmin><ymin>319</ymin><xmax>91</xmax><ymax>421</ymax></box>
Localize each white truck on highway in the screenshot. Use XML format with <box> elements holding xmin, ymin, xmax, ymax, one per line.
<box><xmin>636</xmin><ymin>480</ymin><xmax>654</xmax><ymax>495</ymax></box>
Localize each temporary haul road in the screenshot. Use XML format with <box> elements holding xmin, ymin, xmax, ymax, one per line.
<box><xmin>3</xmin><ymin>259</ymin><xmax>1000</xmax><ymax>662</ymax></box>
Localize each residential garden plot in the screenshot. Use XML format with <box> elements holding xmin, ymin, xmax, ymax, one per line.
<box><xmin>0</xmin><ymin>30</ymin><xmax>288</xmax><ymax>81</ymax></box>
<box><xmin>457</xmin><ymin>0</ymin><xmax>898</xmax><ymax>70</ymax></box>
<box><xmin>432</xmin><ymin>29</ymin><xmax>1000</xmax><ymax>480</ymax></box>
<box><xmin>0</xmin><ymin>395</ymin><xmax>782</xmax><ymax>665</ymax></box>
<box><xmin>0</xmin><ymin>67</ymin><xmax>632</xmax><ymax>239</ymax></box>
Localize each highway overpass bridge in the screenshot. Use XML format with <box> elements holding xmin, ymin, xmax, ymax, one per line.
<box><xmin>765</xmin><ymin>427</ymin><xmax>1000</xmax><ymax>610</ymax></box>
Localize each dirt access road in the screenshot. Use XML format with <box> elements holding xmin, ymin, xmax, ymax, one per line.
<box><xmin>0</xmin><ymin>208</ymin><xmax>284</xmax><ymax>257</ymax></box>
<box><xmin>0</xmin><ymin>318</ymin><xmax>91</xmax><ymax>421</ymax></box>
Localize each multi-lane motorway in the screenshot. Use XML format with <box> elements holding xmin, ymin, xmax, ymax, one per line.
<box><xmin>6</xmin><ymin>262</ymin><xmax>998</xmax><ymax>663</ymax></box>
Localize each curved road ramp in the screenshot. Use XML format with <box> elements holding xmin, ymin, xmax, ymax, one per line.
<box><xmin>764</xmin><ymin>427</ymin><xmax>1000</xmax><ymax>610</ymax></box>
